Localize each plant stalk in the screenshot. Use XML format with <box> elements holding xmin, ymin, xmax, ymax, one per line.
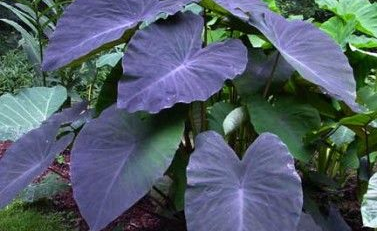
<box><xmin>263</xmin><ymin>53</ymin><xmax>281</xmax><ymax>98</ymax></box>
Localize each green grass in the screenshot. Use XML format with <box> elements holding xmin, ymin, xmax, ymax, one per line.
<box><xmin>0</xmin><ymin>202</ymin><xmax>73</xmax><ymax>231</ymax></box>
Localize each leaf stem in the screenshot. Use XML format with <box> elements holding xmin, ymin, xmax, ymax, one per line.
<box><xmin>34</xmin><ymin>1</ymin><xmax>47</xmax><ymax>86</ymax></box>
<box><xmin>364</xmin><ymin>127</ymin><xmax>371</xmax><ymax>179</ymax></box>
<box><xmin>263</xmin><ymin>53</ymin><xmax>280</xmax><ymax>98</ymax></box>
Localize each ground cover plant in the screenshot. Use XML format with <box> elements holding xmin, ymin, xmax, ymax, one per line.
<box><xmin>1</xmin><ymin>0</ymin><xmax>377</xmax><ymax>230</ymax></box>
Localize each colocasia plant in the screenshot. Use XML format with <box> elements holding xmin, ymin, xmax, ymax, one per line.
<box><xmin>0</xmin><ymin>0</ymin><xmax>361</xmax><ymax>230</ymax></box>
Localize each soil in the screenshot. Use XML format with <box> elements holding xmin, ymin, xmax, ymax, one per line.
<box><xmin>0</xmin><ymin>141</ymin><xmax>369</xmax><ymax>230</ymax></box>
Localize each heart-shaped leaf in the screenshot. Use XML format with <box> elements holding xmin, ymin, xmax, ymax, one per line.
<box><xmin>0</xmin><ymin>122</ymin><xmax>74</xmax><ymax>208</ymax></box>
<box><xmin>209</xmin><ymin>1</ymin><xmax>358</xmax><ymax>111</ymax></box>
<box><xmin>0</xmin><ymin>86</ymin><xmax>67</xmax><ymax>141</ymax></box>
<box><xmin>118</xmin><ymin>12</ymin><xmax>248</xmax><ymax>113</ymax></box>
<box><xmin>71</xmin><ymin>105</ymin><xmax>184</xmax><ymax>231</ymax></box>
<box><xmin>248</xmin><ymin>97</ymin><xmax>321</xmax><ymax>162</ymax></box>
<box><xmin>247</xmin><ymin>11</ymin><xmax>358</xmax><ymax>111</ymax></box>
<box><xmin>185</xmin><ymin>131</ymin><xmax>303</xmax><ymax>231</ymax></box>
<box><xmin>43</xmin><ymin>0</ymin><xmax>198</xmax><ymax>71</ymax></box>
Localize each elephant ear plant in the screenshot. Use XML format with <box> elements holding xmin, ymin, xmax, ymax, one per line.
<box><xmin>0</xmin><ymin>0</ymin><xmax>360</xmax><ymax>230</ymax></box>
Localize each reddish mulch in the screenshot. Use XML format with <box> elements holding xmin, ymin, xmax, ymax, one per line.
<box><xmin>0</xmin><ymin>141</ymin><xmax>12</xmax><ymax>157</ymax></box>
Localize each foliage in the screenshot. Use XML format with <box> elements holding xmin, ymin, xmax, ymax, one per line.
<box><xmin>0</xmin><ymin>86</ymin><xmax>67</xmax><ymax>141</ymax></box>
<box><xmin>18</xmin><ymin>173</ymin><xmax>69</xmax><ymax>203</ymax></box>
<box><xmin>0</xmin><ymin>49</ymin><xmax>35</xmax><ymax>95</ymax></box>
<box><xmin>1</xmin><ymin>0</ymin><xmax>377</xmax><ymax>230</ymax></box>
<box><xmin>0</xmin><ymin>202</ymin><xmax>73</xmax><ymax>231</ymax></box>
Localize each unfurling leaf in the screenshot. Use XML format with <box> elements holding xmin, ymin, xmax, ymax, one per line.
<box><xmin>118</xmin><ymin>12</ymin><xmax>248</xmax><ymax>113</ymax></box>
<box><xmin>43</xmin><ymin>0</ymin><xmax>199</xmax><ymax>70</ymax></box>
<box><xmin>185</xmin><ymin>131</ymin><xmax>303</xmax><ymax>231</ymax></box>
<box><xmin>223</xmin><ymin>106</ymin><xmax>247</xmax><ymax>135</ymax></box>
<box><xmin>71</xmin><ymin>105</ymin><xmax>184</xmax><ymax>231</ymax></box>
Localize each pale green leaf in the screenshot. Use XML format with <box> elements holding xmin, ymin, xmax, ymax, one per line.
<box><xmin>0</xmin><ymin>86</ymin><xmax>67</xmax><ymax>141</ymax></box>
<box><xmin>362</xmin><ymin>173</ymin><xmax>377</xmax><ymax>227</ymax></box>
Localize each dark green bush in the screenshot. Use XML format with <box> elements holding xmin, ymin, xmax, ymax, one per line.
<box><xmin>0</xmin><ymin>49</ymin><xmax>35</xmax><ymax>95</ymax></box>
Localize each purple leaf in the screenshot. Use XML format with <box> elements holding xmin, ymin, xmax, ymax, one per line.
<box><xmin>49</xmin><ymin>101</ymin><xmax>89</xmax><ymax>125</ymax></box>
<box><xmin>234</xmin><ymin>49</ymin><xmax>294</xmax><ymax>96</ymax></box>
<box><xmin>211</xmin><ymin>1</ymin><xmax>358</xmax><ymax>111</ymax></box>
<box><xmin>212</xmin><ymin>0</ymin><xmax>268</xmax><ymax>19</ymax></box>
<box><xmin>297</xmin><ymin>213</ymin><xmax>322</xmax><ymax>231</ymax></box>
<box><xmin>0</xmin><ymin>122</ymin><xmax>74</xmax><ymax>208</ymax></box>
<box><xmin>247</xmin><ymin>11</ymin><xmax>359</xmax><ymax>111</ymax></box>
<box><xmin>185</xmin><ymin>131</ymin><xmax>303</xmax><ymax>231</ymax></box>
<box><xmin>118</xmin><ymin>12</ymin><xmax>248</xmax><ymax>113</ymax></box>
<box><xmin>71</xmin><ymin>105</ymin><xmax>184</xmax><ymax>231</ymax></box>
<box><xmin>43</xmin><ymin>0</ymin><xmax>198</xmax><ymax>71</ymax></box>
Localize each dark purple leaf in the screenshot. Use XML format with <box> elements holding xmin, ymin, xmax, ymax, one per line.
<box><xmin>234</xmin><ymin>49</ymin><xmax>294</xmax><ymax>96</ymax></box>
<box><xmin>0</xmin><ymin>122</ymin><xmax>74</xmax><ymax>208</ymax></box>
<box><xmin>210</xmin><ymin>1</ymin><xmax>358</xmax><ymax>111</ymax></box>
<box><xmin>297</xmin><ymin>213</ymin><xmax>322</xmax><ymax>231</ymax></box>
<box><xmin>118</xmin><ymin>12</ymin><xmax>248</xmax><ymax>113</ymax></box>
<box><xmin>43</xmin><ymin>0</ymin><xmax>198</xmax><ymax>71</ymax></box>
<box><xmin>247</xmin><ymin>11</ymin><xmax>359</xmax><ymax>111</ymax></box>
<box><xmin>71</xmin><ymin>105</ymin><xmax>184</xmax><ymax>231</ymax></box>
<box><xmin>49</xmin><ymin>101</ymin><xmax>89</xmax><ymax>125</ymax></box>
<box><xmin>211</xmin><ymin>0</ymin><xmax>268</xmax><ymax>19</ymax></box>
<box><xmin>185</xmin><ymin>131</ymin><xmax>303</xmax><ymax>231</ymax></box>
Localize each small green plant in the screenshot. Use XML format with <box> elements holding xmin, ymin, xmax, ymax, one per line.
<box><xmin>0</xmin><ymin>202</ymin><xmax>73</xmax><ymax>231</ymax></box>
<box><xmin>0</xmin><ymin>49</ymin><xmax>35</xmax><ymax>95</ymax></box>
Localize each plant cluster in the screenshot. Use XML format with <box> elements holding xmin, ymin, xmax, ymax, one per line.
<box><xmin>0</xmin><ymin>0</ymin><xmax>377</xmax><ymax>230</ymax></box>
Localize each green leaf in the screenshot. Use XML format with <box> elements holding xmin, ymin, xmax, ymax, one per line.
<box><xmin>223</xmin><ymin>106</ymin><xmax>247</xmax><ymax>136</ymax></box>
<box><xmin>95</xmin><ymin>62</ymin><xmax>123</xmax><ymax>115</ymax></box>
<box><xmin>318</xmin><ymin>0</ymin><xmax>377</xmax><ymax>38</ymax></box>
<box><xmin>350</xmin><ymin>44</ymin><xmax>377</xmax><ymax>58</ymax></box>
<box><xmin>340</xmin><ymin>111</ymin><xmax>377</xmax><ymax>127</ymax></box>
<box><xmin>362</xmin><ymin>172</ymin><xmax>377</xmax><ymax>227</ymax></box>
<box><xmin>329</xmin><ymin>125</ymin><xmax>355</xmax><ymax>147</ymax></box>
<box><xmin>0</xmin><ymin>86</ymin><xmax>67</xmax><ymax>141</ymax></box>
<box><xmin>358</xmin><ymin>86</ymin><xmax>377</xmax><ymax>111</ymax></box>
<box><xmin>320</xmin><ymin>16</ymin><xmax>356</xmax><ymax>50</ymax></box>
<box><xmin>96</xmin><ymin>52</ymin><xmax>123</xmax><ymax>68</ymax></box>
<box><xmin>341</xmin><ymin>142</ymin><xmax>360</xmax><ymax>169</ymax></box>
<box><xmin>0</xmin><ymin>19</ymin><xmax>41</xmax><ymax>69</ymax></box>
<box><xmin>349</xmin><ymin>35</ymin><xmax>377</xmax><ymax>48</ymax></box>
<box><xmin>207</xmin><ymin>102</ymin><xmax>234</xmax><ymax>135</ymax></box>
<box><xmin>248</xmin><ymin>97</ymin><xmax>321</xmax><ymax>162</ymax></box>
<box><xmin>315</xmin><ymin>0</ymin><xmax>338</xmax><ymax>10</ymax></box>
<box><xmin>207</xmin><ymin>29</ymin><xmax>228</xmax><ymax>43</ymax></box>
<box><xmin>167</xmin><ymin>150</ymin><xmax>189</xmax><ymax>211</ymax></box>
<box><xmin>18</xmin><ymin>173</ymin><xmax>69</xmax><ymax>203</ymax></box>
<box><xmin>0</xmin><ymin>2</ymin><xmax>37</xmax><ymax>34</ymax></box>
